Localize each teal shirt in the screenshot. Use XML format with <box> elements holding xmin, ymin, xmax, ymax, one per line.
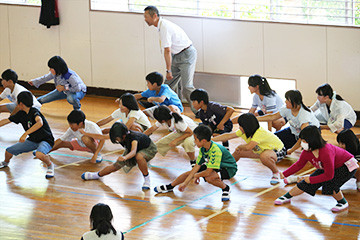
<box><xmin>196</xmin><ymin>141</ymin><xmax>237</xmax><ymax>178</ymax></box>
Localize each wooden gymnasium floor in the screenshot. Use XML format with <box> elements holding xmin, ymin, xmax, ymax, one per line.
<box><xmin>0</xmin><ymin>93</ymin><xmax>359</xmax><ymax>240</ymax></box>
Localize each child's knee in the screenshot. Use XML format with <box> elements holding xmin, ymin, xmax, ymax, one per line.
<box><xmin>36</xmin><ymin>151</ymin><xmax>47</xmax><ymax>159</ymax></box>
<box><xmin>82</xmin><ymin>136</ymin><xmax>94</xmax><ymax>146</ymax></box>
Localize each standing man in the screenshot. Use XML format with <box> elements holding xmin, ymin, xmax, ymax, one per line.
<box><xmin>144</xmin><ymin>6</ymin><xmax>197</xmax><ymax>114</ymax></box>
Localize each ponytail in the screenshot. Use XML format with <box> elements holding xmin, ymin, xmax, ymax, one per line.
<box><xmin>94</xmin><ymin>219</ymin><xmax>117</xmax><ymax>237</ymax></box>
<box><xmin>285</xmin><ymin>90</ymin><xmax>310</xmax><ymax>112</ymax></box>
<box><xmin>248</xmin><ymin>74</ymin><xmax>275</xmax><ymax>97</ymax></box>
<box><xmin>89</xmin><ymin>203</ymin><xmax>117</xmax><ymax>238</ymax></box>
<box><xmin>171</xmin><ymin>112</ymin><xmax>183</xmax><ymax>123</ymax></box>
<box><xmin>301</xmin><ymin>102</ymin><xmax>311</xmax><ymax>112</ymax></box>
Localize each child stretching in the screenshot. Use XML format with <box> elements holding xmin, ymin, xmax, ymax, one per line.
<box><xmin>51</xmin><ymin>110</ymin><xmax>105</xmax><ymax>163</ymax></box>
<box><xmin>96</xmin><ymin>93</ymin><xmax>151</xmax><ymax>134</ymax></box>
<box><xmin>154</xmin><ymin>125</ymin><xmax>237</xmax><ymax>201</ymax></box>
<box><xmin>134</xmin><ymin>71</ymin><xmax>183</xmax><ymax>119</ymax></box>
<box><xmin>337</xmin><ymin>129</ymin><xmax>360</xmax><ymax>191</ymax></box>
<box><xmin>213</xmin><ymin>113</ymin><xmax>286</xmax><ymax>185</ymax></box>
<box><xmin>190</xmin><ymin>88</ymin><xmax>234</xmax><ymax>150</ymax></box>
<box><xmin>275</xmin><ymin>126</ymin><xmax>358</xmax><ymax>212</ymax></box>
<box><xmin>257</xmin><ymin>90</ymin><xmax>320</xmax><ymax>155</ymax></box>
<box><xmin>311</xmin><ymin>83</ymin><xmax>356</xmax><ymax>133</ymax></box>
<box><xmin>81</xmin><ymin>122</ymin><xmax>157</xmax><ymax>190</ymax></box>
<box><xmin>144</xmin><ymin>105</ymin><xmax>198</xmax><ymax>166</ymax></box>
<box><xmin>0</xmin><ymin>92</ymin><xmax>55</xmax><ymax>178</ymax></box>
<box><xmin>232</xmin><ymin>74</ymin><xmax>285</xmax><ymax>131</ymax></box>
<box><xmin>1</xmin><ymin>69</ymin><xmax>41</xmax><ymax>115</ymax></box>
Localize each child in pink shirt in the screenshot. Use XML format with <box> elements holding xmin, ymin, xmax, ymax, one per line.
<box><xmin>274</xmin><ymin>126</ymin><xmax>358</xmax><ymax>212</ymax></box>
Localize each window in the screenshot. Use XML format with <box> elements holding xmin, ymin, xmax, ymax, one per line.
<box><xmin>90</xmin><ymin>0</ymin><xmax>360</xmax><ymax>27</ymax></box>
<box><xmin>0</xmin><ymin>0</ymin><xmax>40</xmax><ymax>5</ymax></box>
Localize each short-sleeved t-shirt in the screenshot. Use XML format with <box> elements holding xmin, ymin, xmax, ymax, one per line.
<box><xmin>0</xmin><ymin>83</ymin><xmax>41</xmax><ymax>109</ymax></box>
<box><xmin>141</xmin><ymin>84</ymin><xmax>183</xmax><ymax>112</ymax></box>
<box><xmin>198</xmin><ymin>101</ymin><xmax>232</xmax><ymax>130</ymax></box>
<box><xmin>236</xmin><ymin>126</ymin><xmax>284</xmax><ymax>154</ymax></box>
<box><xmin>60</xmin><ymin>120</ymin><xmax>102</xmax><ymax>141</ymax></box>
<box><xmin>155</xmin><ymin>115</ymin><xmax>198</xmax><ymax>132</ymax></box>
<box><xmin>111</xmin><ymin>109</ymin><xmax>151</xmax><ymax>129</ymax></box>
<box><xmin>9</xmin><ymin>107</ymin><xmax>54</xmax><ymax>146</ymax></box>
<box><xmin>157</xmin><ymin>18</ymin><xmax>192</xmax><ymax>54</ymax></box>
<box><xmin>81</xmin><ymin>229</ymin><xmax>124</xmax><ymax>240</ymax></box>
<box><xmin>196</xmin><ymin>141</ymin><xmax>237</xmax><ymax>178</ymax></box>
<box><xmin>252</xmin><ymin>93</ymin><xmax>283</xmax><ymax>113</ymax></box>
<box><xmin>120</xmin><ymin>131</ymin><xmax>151</xmax><ymax>152</ymax></box>
<box><xmin>279</xmin><ymin>106</ymin><xmax>320</xmax><ymax>137</ymax></box>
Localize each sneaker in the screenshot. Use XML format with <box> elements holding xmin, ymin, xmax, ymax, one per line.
<box><xmin>221</xmin><ymin>189</ymin><xmax>231</xmax><ymax>201</ymax></box>
<box><xmin>284</xmin><ymin>175</ymin><xmax>298</xmax><ymax>185</ymax></box>
<box><xmin>190</xmin><ymin>160</ymin><xmax>196</xmax><ymax>168</ymax></box>
<box><xmin>154</xmin><ymin>184</ymin><xmax>173</xmax><ymax>193</ymax></box>
<box><xmin>45</xmin><ymin>163</ymin><xmax>55</xmax><ymax>179</ymax></box>
<box><xmin>142</xmin><ymin>179</ymin><xmax>150</xmax><ymax>190</ymax></box>
<box><xmin>356</xmin><ymin>182</ymin><xmax>360</xmax><ymax>192</ymax></box>
<box><xmin>331</xmin><ymin>202</ymin><xmax>349</xmax><ymax>212</ymax></box>
<box><xmin>270</xmin><ymin>175</ymin><xmax>280</xmax><ymax>185</ymax></box>
<box><xmin>274</xmin><ymin>196</ymin><xmax>291</xmax><ymax>205</ymax></box>
<box><xmin>81</xmin><ymin>172</ymin><xmax>100</xmax><ymax>180</ymax></box>
<box><xmin>0</xmin><ymin>161</ymin><xmax>9</xmax><ymax>168</ymax></box>
<box><xmin>95</xmin><ymin>153</ymin><xmax>103</xmax><ymax>163</ymax></box>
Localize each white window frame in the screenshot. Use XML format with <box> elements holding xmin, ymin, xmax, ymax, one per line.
<box><xmin>89</xmin><ymin>0</ymin><xmax>360</xmax><ymax>27</ymax></box>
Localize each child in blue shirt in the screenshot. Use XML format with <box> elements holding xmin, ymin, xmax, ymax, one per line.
<box><xmin>134</xmin><ymin>72</ymin><xmax>183</xmax><ymax>118</ymax></box>
<box><xmin>190</xmin><ymin>88</ymin><xmax>234</xmax><ymax>150</ymax></box>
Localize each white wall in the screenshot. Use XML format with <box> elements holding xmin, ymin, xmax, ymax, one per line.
<box><xmin>0</xmin><ymin>1</ymin><xmax>359</xmax><ymax>109</ymax></box>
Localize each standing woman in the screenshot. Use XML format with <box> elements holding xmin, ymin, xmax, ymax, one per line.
<box><xmin>275</xmin><ymin>126</ymin><xmax>358</xmax><ymax>212</ymax></box>
<box><xmin>257</xmin><ymin>90</ymin><xmax>320</xmax><ymax>155</ymax></box>
<box><xmin>233</xmin><ymin>74</ymin><xmax>285</xmax><ymax>131</ymax></box>
<box><xmin>81</xmin><ymin>203</ymin><xmax>124</xmax><ymax>240</ymax></box>
<box><xmin>29</xmin><ymin>56</ymin><xmax>87</xmax><ymax>110</ymax></box>
<box><xmin>311</xmin><ymin>83</ymin><xmax>356</xmax><ymax>133</ymax></box>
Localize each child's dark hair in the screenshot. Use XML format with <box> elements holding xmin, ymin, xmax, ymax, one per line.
<box><xmin>109</xmin><ymin>122</ymin><xmax>129</xmax><ymax>144</ymax></box>
<box><xmin>67</xmin><ymin>110</ymin><xmax>86</xmax><ymax>124</ymax></box>
<box><xmin>299</xmin><ymin>126</ymin><xmax>326</xmax><ymax>150</ymax></box>
<box><xmin>193</xmin><ymin>125</ymin><xmax>212</xmax><ymax>141</ymax></box>
<box><xmin>190</xmin><ymin>88</ymin><xmax>209</xmax><ymax>104</ymax></box>
<box><xmin>285</xmin><ymin>90</ymin><xmax>310</xmax><ymax>112</ymax></box>
<box><xmin>17</xmin><ymin>91</ymin><xmax>33</xmax><ymax>107</ymax></box>
<box><xmin>1</xmin><ymin>69</ymin><xmax>18</xmax><ymax>84</ymax></box>
<box><xmin>315</xmin><ymin>83</ymin><xmax>343</xmax><ymax>101</ymax></box>
<box><xmin>89</xmin><ymin>203</ymin><xmax>117</xmax><ymax>237</ymax></box>
<box><xmin>337</xmin><ymin>129</ymin><xmax>360</xmax><ymax>155</ymax></box>
<box><xmin>145</xmin><ymin>71</ymin><xmax>163</xmax><ymax>86</ymax></box>
<box><xmin>120</xmin><ymin>93</ymin><xmax>139</xmax><ymax>111</ymax></box>
<box><xmin>237</xmin><ymin>113</ymin><xmax>260</xmax><ymax>138</ymax></box>
<box><xmin>248</xmin><ymin>74</ymin><xmax>275</xmax><ymax>97</ymax></box>
<box><xmin>153</xmin><ymin>105</ymin><xmax>183</xmax><ymax>123</ymax></box>
<box><xmin>48</xmin><ymin>56</ymin><xmax>69</xmax><ymax>76</ymax></box>
<box><xmin>144</xmin><ymin>5</ymin><xmax>160</xmax><ymax>17</ymax></box>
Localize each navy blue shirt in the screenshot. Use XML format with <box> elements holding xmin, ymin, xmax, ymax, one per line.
<box><xmin>9</xmin><ymin>107</ymin><xmax>54</xmax><ymax>146</ymax></box>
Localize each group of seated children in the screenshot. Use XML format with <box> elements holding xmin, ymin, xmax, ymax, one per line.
<box><xmin>0</xmin><ymin>65</ymin><xmax>359</xmax><ymax>211</ymax></box>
